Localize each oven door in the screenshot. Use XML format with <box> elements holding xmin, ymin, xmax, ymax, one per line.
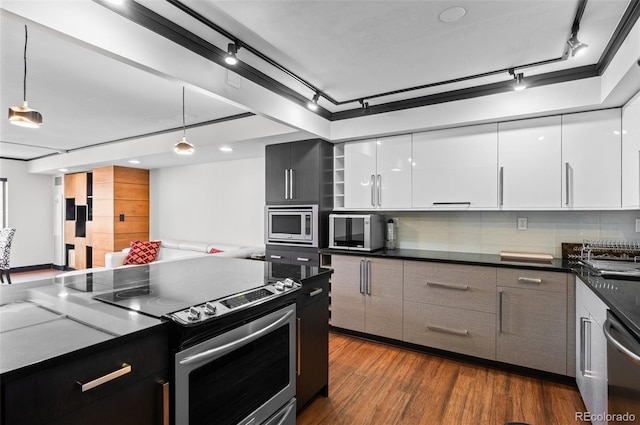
<box><xmin>174</xmin><ymin>304</ymin><xmax>296</xmax><ymax>425</ymax></box>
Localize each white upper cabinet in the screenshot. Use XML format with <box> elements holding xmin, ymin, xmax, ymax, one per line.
<box><xmin>622</xmin><ymin>92</ymin><xmax>640</xmax><ymax>208</ymax></box>
<box><xmin>561</xmin><ymin>109</ymin><xmax>622</xmax><ymax>209</ymax></box>
<box><xmin>412</xmin><ymin>123</ymin><xmax>498</xmax><ymax>209</ymax></box>
<box><xmin>498</xmin><ymin>116</ymin><xmax>562</xmax><ymax>209</ymax></box>
<box><xmin>343</xmin><ymin>135</ymin><xmax>412</xmax><ymax>209</ymax></box>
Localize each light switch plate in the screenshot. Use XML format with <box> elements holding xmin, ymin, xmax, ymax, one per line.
<box><xmin>517</xmin><ymin>217</ymin><xmax>528</xmax><ymax>230</ymax></box>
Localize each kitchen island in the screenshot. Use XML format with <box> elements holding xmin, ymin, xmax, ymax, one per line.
<box><xmin>0</xmin><ymin>256</ymin><xmax>332</xmax><ymax>425</ymax></box>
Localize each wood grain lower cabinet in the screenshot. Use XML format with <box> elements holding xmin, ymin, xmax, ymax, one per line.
<box><xmin>403</xmin><ymin>261</ymin><xmax>497</xmax><ymax>360</ymax></box>
<box><xmin>496</xmin><ymin>269</ymin><xmax>569</xmax><ymax>375</ymax></box>
<box><xmin>330</xmin><ymin>255</ymin><xmax>403</xmax><ymax>340</ymax></box>
<box><xmin>2</xmin><ymin>329</ymin><xmax>169</xmax><ymax>425</ymax></box>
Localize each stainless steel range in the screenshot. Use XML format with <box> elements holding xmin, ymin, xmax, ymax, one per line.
<box><xmin>91</xmin><ymin>256</ymin><xmax>302</xmax><ymax>425</ymax></box>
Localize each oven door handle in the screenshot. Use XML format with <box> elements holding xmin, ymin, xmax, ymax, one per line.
<box><xmin>179</xmin><ymin>310</ymin><xmax>295</xmax><ymax>365</ymax></box>
<box><xmin>603</xmin><ymin>317</ymin><xmax>640</xmax><ymax>366</ymax></box>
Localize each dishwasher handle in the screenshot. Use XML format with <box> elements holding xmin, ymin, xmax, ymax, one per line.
<box><xmin>603</xmin><ymin>317</ymin><xmax>640</xmax><ymax>367</ymax></box>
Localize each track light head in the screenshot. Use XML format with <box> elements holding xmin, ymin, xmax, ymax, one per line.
<box><xmin>509</xmin><ymin>68</ymin><xmax>526</xmax><ymax>91</ymax></box>
<box><xmin>567</xmin><ymin>33</ymin><xmax>588</xmax><ymax>57</ymax></box>
<box><xmin>225</xmin><ymin>43</ymin><xmax>239</xmax><ymax>65</ymax></box>
<box><xmin>359</xmin><ymin>99</ymin><xmax>370</xmax><ymax>114</ymax></box>
<box><xmin>307</xmin><ymin>92</ymin><xmax>320</xmax><ymax>111</ymax></box>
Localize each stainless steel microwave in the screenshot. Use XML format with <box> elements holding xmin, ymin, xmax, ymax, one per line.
<box><xmin>266</xmin><ymin>205</ymin><xmax>318</xmax><ymax>246</ymax></box>
<box><xmin>329</xmin><ymin>214</ymin><xmax>385</xmax><ymax>251</ymax></box>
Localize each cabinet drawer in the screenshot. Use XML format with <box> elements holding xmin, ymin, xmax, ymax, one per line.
<box><xmin>266</xmin><ymin>248</ymin><xmax>292</xmax><ymax>264</ymax></box>
<box><xmin>404</xmin><ymin>261</ymin><xmax>497</xmax><ymax>313</ymax></box>
<box><xmin>497</xmin><ymin>268</ymin><xmax>567</xmax><ymax>293</ymax></box>
<box><xmin>4</xmin><ymin>329</ymin><xmax>168</xmax><ymax>425</ymax></box>
<box><xmin>403</xmin><ymin>301</ymin><xmax>496</xmax><ymax>360</ymax></box>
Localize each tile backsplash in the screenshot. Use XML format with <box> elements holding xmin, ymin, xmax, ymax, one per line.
<box><xmin>392</xmin><ymin>210</ymin><xmax>640</xmax><ymax>258</ymax></box>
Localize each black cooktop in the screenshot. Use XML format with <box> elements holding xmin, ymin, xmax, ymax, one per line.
<box><xmin>57</xmin><ymin>256</ymin><xmax>315</xmax><ymax>319</ymax></box>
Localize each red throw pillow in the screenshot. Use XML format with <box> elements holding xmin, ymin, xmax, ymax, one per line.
<box><xmin>123</xmin><ymin>241</ymin><xmax>161</xmax><ymax>265</ymax></box>
<box><xmin>209</xmin><ymin>248</ymin><xmax>224</xmax><ymax>254</ymax></box>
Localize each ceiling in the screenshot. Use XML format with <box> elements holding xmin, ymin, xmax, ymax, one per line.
<box><xmin>0</xmin><ymin>0</ymin><xmax>636</xmax><ymax>174</ymax></box>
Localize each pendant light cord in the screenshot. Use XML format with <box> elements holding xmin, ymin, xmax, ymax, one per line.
<box><xmin>22</xmin><ymin>25</ymin><xmax>28</xmax><ymax>103</ymax></box>
<box><xmin>182</xmin><ymin>86</ymin><xmax>186</xmax><ymax>137</ymax></box>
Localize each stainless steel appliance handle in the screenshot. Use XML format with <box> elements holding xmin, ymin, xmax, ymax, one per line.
<box><xmin>289</xmin><ymin>169</ymin><xmax>294</xmax><ymax>199</ymax></box>
<box><xmin>604</xmin><ymin>317</ymin><xmax>640</xmax><ymax>366</ymax></box>
<box><xmin>370</xmin><ymin>174</ymin><xmax>376</xmax><ymax>207</ymax></box>
<box><xmin>565</xmin><ymin>162</ymin><xmax>570</xmax><ymax>206</ymax></box>
<box><xmin>284</xmin><ymin>169</ymin><xmax>289</xmax><ymax>200</ymax></box>
<box><xmin>427</xmin><ymin>324</ymin><xmax>469</xmax><ymax>337</ymax></box>
<box><xmin>308</xmin><ymin>288</ymin><xmax>323</xmax><ymax>297</ymax></box>
<box><xmin>296</xmin><ymin>257</ymin><xmax>310</xmax><ymax>262</ymax></box>
<box><xmin>377</xmin><ymin>174</ymin><xmax>382</xmax><ymax>207</ymax></box>
<box><xmin>499</xmin><ymin>166</ymin><xmax>504</xmax><ymax>206</ymax></box>
<box><xmin>180</xmin><ymin>309</ymin><xmax>295</xmax><ymax>365</ymax></box>
<box><xmin>270</xmin><ymin>255</ymin><xmax>283</xmax><ymax>260</ymax></box>
<box><xmin>426</xmin><ymin>281</ymin><xmax>469</xmax><ymax>291</ymax></box>
<box><xmin>498</xmin><ymin>290</ymin><xmax>504</xmax><ymax>333</ymax></box>
<box><xmin>77</xmin><ymin>363</ymin><xmax>131</xmax><ymax>392</ymax></box>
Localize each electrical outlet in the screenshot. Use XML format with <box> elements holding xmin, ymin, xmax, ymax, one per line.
<box><xmin>517</xmin><ymin>217</ymin><xmax>527</xmax><ymax>230</ymax></box>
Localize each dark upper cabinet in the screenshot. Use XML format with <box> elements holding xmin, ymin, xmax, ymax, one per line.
<box><xmin>266</xmin><ymin>139</ymin><xmax>333</xmax><ymax>205</ymax></box>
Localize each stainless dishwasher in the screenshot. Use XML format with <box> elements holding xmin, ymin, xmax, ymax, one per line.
<box><xmin>603</xmin><ymin>311</ymin><xmax>640</xmax><ymax>423</ymax></box>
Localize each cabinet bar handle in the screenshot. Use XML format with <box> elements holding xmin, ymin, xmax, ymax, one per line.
<box><xmin>370</xmin><ymin>175</ymin><xmax>376</xmax><ymax>207</ymax></box>
<box><xmin>270</xmin><ymin>255</ymin><xmax>283</xmax><ymax>259</ymax></box>
<box><xmin>308</xmin><ymin>288</ymin><xmax>323</xmax><ymax>297</ymax></box>
<box><xmin>426</xmin><ymin>324</ymin><xmax>469</xmax><ymax>337</ymax></box>
<box><xmin>162</xmin><ymin>382</ymin><xmax>170</xmax><ymax>425</ymax></box>
<box><xmin>284</xmin><ymin>169</ymin><xmax>289</xmax><ymax>200</ymax></box>
<box><xmin>296</xmin><ymin>317</ymin><xmax>301</xmax><ymax>376</ymax></box>
<box><xmin>426</xmin><ymin>281</ymin><xmax>469</xmax><ymax>291</ymax></box>
<box><xmin>289</xmin><ymin>169</ymin><xmax>294</xmax><ymax>199</ymax></box>
<box><xmin>498</xmin><ymin>290</ymin><xmax>504</xmax><ymax>333</ymax></box>
<box><xmin>433</xmin><ymin>202</ymin><xmax>471</xmax><ymax>206</ymax></box>
<box><xmin>499</xmin><ymin>166</ymin><xmax>504</xmax><ymax>206</ymax></box>
<box><xmin>296</xmin><ymin>257</ymin><xmax>310</xmax><ymax>262</ymax></box>
<box><xmin>366</xmin><ymin>260</ymin><xmax>372</xmax><ymax>295</ymax></box>
<box><xmin>78</xmin><ymin>363</ymin><xmax>131</xmax><ymax>392</ymax></box>
<box><xmin>377</xmin><ymin>174</ymin><xmax>382</xmax><ymax>207</ymax></box>
<box><xmin>580</xmin><ymin>317</ymin><xmax>593</xmax><ymax>376</ymax></box>
<box><xmin>565</xmin><ymin>162</ymin><xmax>570</xmax><ymax>206</ymax></box>
<box><xmin>359</xmin><ymin>260</ymin><xmax>365</xmax><ymax>294</ymax></box>
<box><xmin>518</xmin><ymin>277</ymin><xmax>542</xmax><ymax>284</ymax></box>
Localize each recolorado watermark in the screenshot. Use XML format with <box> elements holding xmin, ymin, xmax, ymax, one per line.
<box><xmin>576</xmin><ymin>412</ymin><xmax>636</xmax><ymax>422</ymax></box>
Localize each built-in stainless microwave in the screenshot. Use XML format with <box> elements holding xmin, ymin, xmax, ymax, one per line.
<box><xmin>266</xmin><ymin>205</ymin><xmax>318</xmax><ymax>247</ymax></box>
<box><xmin>329</xmin><ymin>214</ymin><xmax>385</xmax><ymax>251</ymax></box>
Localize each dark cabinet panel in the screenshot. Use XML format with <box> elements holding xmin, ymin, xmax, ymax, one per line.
<box><xmin>296</xmin><ymin>275</ymin><xmax>329</xmax><ymax>411</ymax></box>
<box><xmin>265</xmin><ymin>139</ymin><xmax>332</xmax><ymax>205</ymax></box>
<box><xmin>2</xmin><ymin>328</ymin><xmax>169</xmax><ymax>425</ymax></box>
<box><xmin>265</xmin><ymin>245</ymin><xmax>320</xmax><ymax>267</ymax></box>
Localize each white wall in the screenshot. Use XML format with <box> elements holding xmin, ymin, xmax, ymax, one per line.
<box><xmin>394</xmin><ymin>210</ymin><xmax>640</xmax><ymax>258</ymax></box>
<box><xmin>150</xmin><ymin>157</ymin><xmax>265</xmax><ymax>247</ymax></box>
<box><xmin>0</xmin><ymin>159</ymin><xmax>54</xmax><ymax>268</ymax></box>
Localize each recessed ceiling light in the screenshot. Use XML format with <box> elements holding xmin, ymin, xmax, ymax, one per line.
<box><xmin>58</xmin><ymin>168</ymin><xmax>69</xmax><ymax>172</ymax></box>
<box><xmin>439</xmin><ymin>6</ymin><xmax>466</xmax><ymax>23</ymax></box>
<box><xmin>219</xmin><ymin>147</ymin><xmax>234</xmax><ymax>152</ymax></box>
<box><xmin>128</xmin><ymin>159</ymin><xmax>141</xmax><ymax>164</ymax></box>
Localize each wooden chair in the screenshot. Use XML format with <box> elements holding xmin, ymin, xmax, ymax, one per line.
<box><xmin>0</xmin><ymin>228</ymin><xmax>16</xmax><ymax>284</ymax></box>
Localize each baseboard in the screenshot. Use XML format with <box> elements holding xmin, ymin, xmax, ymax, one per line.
<box><xmin>9</xmin><ymin>264</ymin><xmax>62</xmax><ymax>273</ymax></box>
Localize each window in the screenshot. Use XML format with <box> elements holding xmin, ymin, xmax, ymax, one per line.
<box><xmin>0</xmin><ymin>178</ymin><xmax>7</xmax><ymax>228</ymax></box>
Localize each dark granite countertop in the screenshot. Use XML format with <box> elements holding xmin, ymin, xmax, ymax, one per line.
<box><xmin>321</xmin><ymin>247</ymin><xmax>640</xmax><ymax>340</ymax></box>
<box><xmin>0</xmin><ymin>257</ymin><xmax>332</xmax><ymax>377</ymax></box>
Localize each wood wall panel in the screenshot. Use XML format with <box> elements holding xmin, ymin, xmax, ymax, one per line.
<box><xmin>92</xmin><ymin>249</ymin><xmax>108</xmax><ymax>268</ymax></box>
<box><xmin>91</xmin><ymin>166</ymin><xmax>149</xmax><ymax>265</ymax></box>
<box><xmin>64</xmin><ymin>173</ymin><xmax>77</xmax><ymax>199</ymax></box>
<box><xmin>64</xmin><ymin>221</ymin><xmax>75</xmax><ymax>243</ymax></box>
<box><xmin>74</xmin><ymin>173</ymin><xmax>88</xmax><ymax>205</ymax></box>
<box><xmin>85</xmin><ymin>221</ymin><xmax>93</xmax><ymax>246</ymax></box>
<box><xmin>74</xmin><ymin>238</ymin><xmax>87</xmax><ymax>270</ymax></box>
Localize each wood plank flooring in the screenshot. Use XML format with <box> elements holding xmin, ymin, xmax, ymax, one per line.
<box><xmin>298</xmin><ymin>333</ymin><xmax>588</xmax><ymax>425</ymax></box>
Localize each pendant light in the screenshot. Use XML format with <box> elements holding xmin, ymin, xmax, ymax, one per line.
<box><xmin>174</xmin><ymin>86</ymin><xmax>194</xmax><ymax>155</ymax></box>
<box><xmin>8</xmin><ymin>25</ymin><xmax>43</xmax><ymax>128</ymax></box>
